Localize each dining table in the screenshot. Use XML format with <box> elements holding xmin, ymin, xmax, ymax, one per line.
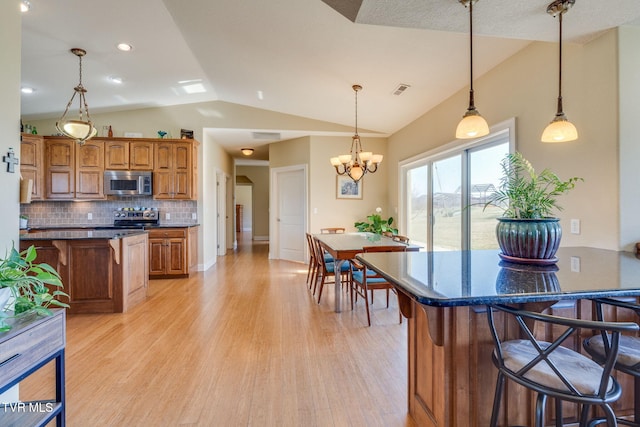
<box><xmin>313</xmin><ymin>232</ymin><xmax>420</xmax><ymax>312</ymax></box>
<box><xmin>354</xmin><ymin>246</ymin><xmax>640</xmax><ymax>426</ymax></box>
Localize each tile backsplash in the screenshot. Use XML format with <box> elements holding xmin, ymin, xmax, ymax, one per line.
<box><xmin>20</xmin><ymin>197</ymin><xmax>197</xmax><ymax>227</ymax></box>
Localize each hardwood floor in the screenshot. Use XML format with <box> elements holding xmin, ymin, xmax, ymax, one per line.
<box><xmin>22</xmin><ymin>233</ymin><xmax>415</xmax><ymax>426</ymax></box>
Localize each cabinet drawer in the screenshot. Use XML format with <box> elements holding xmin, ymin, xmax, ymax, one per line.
<box><xmin>147</xmin><ymin>229</ymin><xmax>186</xmax><ymax>239</ymax></box>
<box><xmin>0</xmin><ymin>312</ymin><xmax>65</xmax><ymax>389</ymax></box>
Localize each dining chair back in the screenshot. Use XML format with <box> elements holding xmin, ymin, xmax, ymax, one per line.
<box><xmin>487</xmin><ymin>303</ymin><xmax>638</xmax><ymax>427</ymax></box>
<box><xmin>392</xmin><ymin>234</ymin><xmax>410</xmax><ymax>244</ymax></box>
<box><xmin>305</xmin><ymin>233</ymin><xmax>317</xmax><ymax>289</ymax></box>
<box><xmin>320</xmin><ymin>227</ymin><xmax>345</xmax><ymax>234</ymax></box>
<box><xmin>584</xmin><ymin>297</ymin><xmax>640</xmax><ymax>426</ymax></box>
<box><xmin>350</xmin><ymin>245</ymin><xmax>406</xmax><ymax>326</ymax></box>
<box><xmin>313</xmin><ymin>237</ymin><xmax>351</xmax><ymax>304</ymax></box>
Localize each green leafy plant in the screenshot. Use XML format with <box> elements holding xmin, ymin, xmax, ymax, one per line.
<box><xmin>0</xmin><ymin>245</ymin><xmax>69</xmax><ymax>331</ymax></box>
<box><xmin>354</xmin><ymin>207</ymin><xmax>398</xmax><ymax>235</ymax></box>
<box><xmin>486</xmin><ymin>152</ymin><xmax>583</xmax><ymax>219</ymax></box>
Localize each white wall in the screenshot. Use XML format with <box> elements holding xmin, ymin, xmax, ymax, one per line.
<box><xmin>618</xmin><ymin>26</ymin><xmax>640</xmax><ymax>252</ymax></box>
<box><xmin>235</xmin><ymin>185</ymin><xmax>252</xmax><ymax>231</ymax></box>
<box><xmin>0</xmin><ymin>0</ymin><xmax>22</xmax><ymax>403</ymax></box>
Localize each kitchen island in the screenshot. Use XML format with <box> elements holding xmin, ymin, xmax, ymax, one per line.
<box><xmin>356</xmin><ymin>247</ymin><xmax>640</xmax><ymax>427</ymax></box>
<box><xmin>20</xmin><ymin>229</ymin><xmax>149</xmax><ymax>314</ymax></box>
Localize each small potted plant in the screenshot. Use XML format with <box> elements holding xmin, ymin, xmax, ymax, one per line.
<box><xmin>0</xmin><ymin>245</ymin><xmax>69</xmax><ymax>331</ymax></box>
<box><xmin>354</xmin><ymin>207</ymin><xmax>398</xmax><ymax>235</ymax></box>
<box><xmin>486</xmin><ymin>152</ymin><xmax>582</xmax><ymax>263</ymax></box>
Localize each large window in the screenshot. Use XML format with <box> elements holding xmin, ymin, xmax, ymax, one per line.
<box><xmin>400</xmin><ymin>123</ymin><xmax>514</xmax><ymax>251</ymax></box>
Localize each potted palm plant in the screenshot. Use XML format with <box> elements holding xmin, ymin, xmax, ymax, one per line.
<box><xmin>0</xmin><ymin>245</ymin><xmax>69</xmax><ymax>331</ymax></box>
<box><xmin>486</xmin><ymin>152</ymin><xmax>582</xmax><ymax>264</ymax></box>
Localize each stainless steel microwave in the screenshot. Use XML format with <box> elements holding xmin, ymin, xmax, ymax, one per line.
<box><xmin>104</xmin><ymin>171</ymin><xmax>152</xmax><ymax>196</ymax></box>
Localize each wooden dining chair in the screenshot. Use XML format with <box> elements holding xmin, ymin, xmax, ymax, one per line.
<box><xmin>313</xmin><ymin>237</ymin><xmax>351</xmax><ymax>304</ymax></box>
<box><xmin>320</xmin><ymin>227</ymin><xmax>345</xmax><ymax>234</ymax></box>
<box><xmin>305</xmin><ymin>233</ymin><xmax>317</xmax><ymax>289</ymax></box>
<box><xmin>350</xmin><ymin>245</ymin><xmax>406</xmax><ymax>326</ymax></box>
<box><xmin>487</xmin><ymin>303</ymin><xmax>638</xmax><ymax>427</ymax></box>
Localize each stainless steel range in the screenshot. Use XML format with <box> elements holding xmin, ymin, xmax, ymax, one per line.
<box><xmin>113</xmin><ymin>208</ymin><xmax>159</xmax><ymax>228</ymax></box>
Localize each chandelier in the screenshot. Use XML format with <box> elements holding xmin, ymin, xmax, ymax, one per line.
<box><xmin>541</xmin><ymin>0</ymin><xmax>578</xmax><ymax>142</ymax></box>
<box><xmin>56</xmin><ymin>48</ymin><xmax>97</xmax><ymax>145</ymax></box>
<box><xmin>455</xmin><ymin>0</ymin><xmax>490</xmax><ymax>139</ymax></box>
<box><xmin>330</xmin><ymin>84</ymin><xmax>383</xmax><ymax>183</ymax></box>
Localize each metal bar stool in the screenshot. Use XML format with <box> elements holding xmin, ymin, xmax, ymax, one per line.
<box><xmin>584</xmin><ymin>298</ymin><xmax>640</xmax><ymax>426</ymax></box>
<box><xmin>487</xmin><ymin>303</ymin><xmax>638</xmax><ymax>427</ymax></box>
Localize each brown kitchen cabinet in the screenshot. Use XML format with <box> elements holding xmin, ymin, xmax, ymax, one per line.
<box><xmin>153</xmin><ymin>141</ymin><xmax>194</xmax><ymax>199</ymax></box>
<box><xmin>148</xmin><ymin>227</ymin><xmax>197</xmax><ymax>278</ymax></box>
<box><xmin>105</xmin><ymin>140</ymin><xmax>154</xmax><ymax>170</ymax></box>
<box><xmin>76</xmin><ymin>139</ymin><xmax>105</xmax><ymax>199</ymax></box>
<box><xmin>20</xmin><ymin>133</ymin><xmax>43</xmax><ymax>200</ymax></box>
<box><xmin>44</xmin><ymin>138</ymin><xmax>75</xmax><ymax>199</ymax></box>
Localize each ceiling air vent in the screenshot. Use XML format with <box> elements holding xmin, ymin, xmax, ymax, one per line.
<box><xmin>392</xmin><ymin>84</ymin><xmax>411</xmax><ymax>96</ymax></box>
<box><xmin>252</xmin><ymin>131</ymin><xmax>281</xmax><ymax>140</ymax></box>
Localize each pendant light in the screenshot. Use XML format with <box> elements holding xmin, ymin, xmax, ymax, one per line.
<box><xmin>456</xmin><ymin>0</ymin><xmax>489</xmax><ymax>139</ymax></box>
<box><xmin>56</xmin><ymin>48</ymin><xmax>97</xmax><ymax>145</ymax></box>
<box><xmin>541</xmin><ymin>0</ymin><xmax>578</xmax><ymax>143</ymax></box>
<box><xmin>330</xmin><ymin>85</ymin><xmax>383</xmax><ymax>183</ymax></box>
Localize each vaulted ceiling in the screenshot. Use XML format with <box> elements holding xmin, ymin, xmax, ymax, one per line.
<box><xmin>20</xmin><ymin>0</ymin><xmax>640</xmax><ymax>160</ymax></box>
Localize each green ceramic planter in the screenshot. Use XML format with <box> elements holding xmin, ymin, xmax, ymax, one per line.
<box><xmin>496</xmin><ymin>218</ymin><xmax>562</xmax><ymax>262</ymax></box>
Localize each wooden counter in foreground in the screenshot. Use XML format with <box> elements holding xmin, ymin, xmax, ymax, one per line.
<box><xmin>20</xmin><ymin>230</ymin><xmax>149</xmax><ymax>314</ymax></box>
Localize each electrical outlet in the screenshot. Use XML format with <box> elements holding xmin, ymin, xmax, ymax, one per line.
<box><xmin>570</xmin><ymin>256</ymin><xmax>581</xmax><ymax>272</ymax></box>
<box><xmin>570</xmin><ymin>219</ymin><xmax>580</xmax><ymax>234</ymax></box>
<box><xmin>191</xmin><ymin>213</ymin><xmax>197</xmax><ymax>220</ymax></box>
<box><xmin>87</xmin><ymin>213</ymin><xmax>92</xmax><ymax>220</ymax></box>
<box><xmin>165</xmin><ymin>212</ymin><xmax>171</xmax><ymax>220</ymax></box>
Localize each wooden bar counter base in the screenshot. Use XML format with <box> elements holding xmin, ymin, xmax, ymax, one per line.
<box><xmin>21</xmin><ymin>230</ymin><xmax>149</xmax><ymax>314</ymax></box>
<box><xmin>357</xmin><ymin>248</ymin><xmax>640</xmax><ymax>426</ymax></box>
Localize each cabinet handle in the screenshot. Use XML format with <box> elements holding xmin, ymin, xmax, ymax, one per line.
<box><xmin>0</xmin><ymin>353</ymin><xmax>21</xmax><ymax>367</ymax></box>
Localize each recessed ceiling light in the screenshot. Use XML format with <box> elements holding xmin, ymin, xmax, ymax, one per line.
<box><xmin>21</xmin><ymin>87</ymin><xmax>35</xmax><ymax>94</ymax></box>
<box><xmin>20</xmin><ymin>1</ymin><xmax>31</xmax><ymax>12</ymax></box>
<box><xmin>116</xmin><ymin>43</ymin><xmax>133</xmax><ymax>52</ymax></box>
<box><xmin>108</xmin><ymin>76</ymin><xmax>123</xmax><ymax>84</ymax></box>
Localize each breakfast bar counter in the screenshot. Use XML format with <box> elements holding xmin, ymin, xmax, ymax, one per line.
<box><xmin>356</xmin><ymin>247</ymin><xmax>640</xmax><ymax>426</ymax></box>
<box><xmin>20</xmin><ymin>230</ymin><xmax>149</xmax><ymax>314</ymax></box>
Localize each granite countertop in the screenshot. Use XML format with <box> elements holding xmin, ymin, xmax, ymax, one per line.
<box><xmin>20</xmin><ymin>229</ymin><xmax>148</xmax><ymax>241</ymax></box>
<box><xmin>356</xmin><ymin>247</ymin><xmax>640</xmax><ymax>307</ymax></box>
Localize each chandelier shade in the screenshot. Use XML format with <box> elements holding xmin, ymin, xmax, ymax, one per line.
<box><xmin>55</xmin><ymin>48</ymin><xmax>97</xmax><ymax>145</ymax></box>
<box><xmin>456</xmin><ymin>0</ymin><xmax>489</xmax><ymax>140</ymax></box>
<box><xmin>330</xmin><ymin>85</ymin><xmax>383</xmax><ymax>183</ymax></box>
<box><xmin>541</xmin><ymin>0</ymin><xmax>578</xmax><ymax>143</ymax></box>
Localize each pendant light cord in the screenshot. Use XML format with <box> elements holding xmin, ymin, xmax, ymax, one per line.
<box><xmin>556</xmin><ymin>11</ymin><xmax>563</xmax><ymax>114</ymax></box>
<box><xmin>468</xmin><ymin>0</ymin><xmax>476</xmax><ymax>110</ymax></box>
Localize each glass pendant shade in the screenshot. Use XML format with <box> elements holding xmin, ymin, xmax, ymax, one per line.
<box><xmin>541</xmin><ymin>115</ymin><xmax>578</xmax><ymax>142</ymax></box>
<box><xmin>57</xmin><ymin>119</ymin><xmax>97</xmax><ymax>142</ymax></box>
<box><xmin>349</xmin><ymin>164</ymin><xmax>364</xmax><ymax>182</ymax></box>
<box><xmin>456</xmin><ymin>109</ymin><xmax>490</xmax><ymax>139</ymax></box>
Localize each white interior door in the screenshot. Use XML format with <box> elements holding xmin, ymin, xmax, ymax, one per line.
<box><xmin>274</xmin><ymin>167</ymin><xmax>306</xmax><ymax>262</ymax></box>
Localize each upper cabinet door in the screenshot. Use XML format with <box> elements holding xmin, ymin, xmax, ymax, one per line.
<box><xmin>76</xmin><ymin>141</ymin><xmax>105</xmax><ymax>199</ymax></box>
<box><xmin>105</xmin><ymin>141</ymin><xmax>129</xmax><ymax>170</ymax></box>
<box><xmin>130</xmin><ymin>141</ymin><xmax>154</xmax><ymax>170</ymax></box>
<box><xmin>45</xmin><ymin>138</ymin><xmax>75</xmax><ymax>199</ymax></box>
<box><xmin>20</xmin><ymin>134</ymin><xmax>43</xmax><ymax>200</ymax></box>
